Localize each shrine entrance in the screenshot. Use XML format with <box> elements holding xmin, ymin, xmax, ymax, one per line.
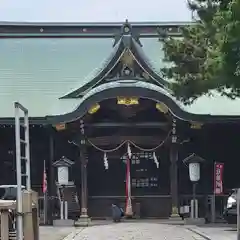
<box><xmin>68</xmin><ymin>96</ymin><xmax>173</xmax><ymax>218</ymax></box>
<box><xmin>50</xmin><ymin>82</ymin><xmax>187</xmax><ymax>221</ymax></box>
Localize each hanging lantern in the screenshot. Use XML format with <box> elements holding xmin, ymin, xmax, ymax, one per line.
<box><xmin>127</xmin><ymin>142</ymin><xmax>132</xmax><ymax>159</ymax></box>
<box><xmin>153</xmin><ymin>152</ymin><xmax>159</xmax><ymax>168</ymax></box>
<box><xmin>103</xmin><ymin>152</ymin><xmax>109</xmax><ymax>170</ymax></box>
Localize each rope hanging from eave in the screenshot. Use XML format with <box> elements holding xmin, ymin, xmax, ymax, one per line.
<box><xmin>87</xmin><ymin>130</ymin><xmax>171</xmax><ymax>153</ymax></box>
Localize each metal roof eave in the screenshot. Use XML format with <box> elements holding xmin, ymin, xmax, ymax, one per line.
<box><xmin>47</xmin><ymin>81</ymin><xmax>240</xmax><ymax>125</ymax></box>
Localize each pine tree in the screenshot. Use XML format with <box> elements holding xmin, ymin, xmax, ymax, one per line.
<box><xmin>162</xmin><ymin>0</ymin><xmax>232</xmax><ymax>104</ymax></box>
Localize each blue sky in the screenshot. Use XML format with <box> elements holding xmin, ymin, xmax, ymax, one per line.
<box><xmin>0</xmin><ymin>0</ymin><xmax>191</xmax><ymax>22</ymax></box>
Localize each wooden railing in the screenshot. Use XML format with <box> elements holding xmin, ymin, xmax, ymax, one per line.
<box><xmin>0</xmin><ymin>190</ymin><xmax>39</xmax><ymax>240</ymax></box>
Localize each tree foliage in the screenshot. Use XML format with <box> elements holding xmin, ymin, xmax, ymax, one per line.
<box><xmin>161</xmin><ymin>0</ymin><xmax>238</xmax><ymax>104</ymax></box>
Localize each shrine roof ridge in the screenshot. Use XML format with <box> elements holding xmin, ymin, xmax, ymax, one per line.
<box><xmin>0</xmin><ymin>20</ymin><xmax>191</xmax><ymax>38</ymax></box>
<box><xmin>0</xmin><ymin>21</ymin><xmax>193</xmax><ymax>27</ymax></box>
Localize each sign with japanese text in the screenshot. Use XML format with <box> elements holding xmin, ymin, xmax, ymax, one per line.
<box><xmin>214</xmin><ymin>162</ymin><xmax>224</xmax><ymax>195</ymax></box>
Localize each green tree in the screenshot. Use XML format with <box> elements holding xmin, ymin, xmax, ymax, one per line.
<box><xmin>161</xmin><ymin>0</ymin><xmax>233</xmax><ymax>104</ymax></box>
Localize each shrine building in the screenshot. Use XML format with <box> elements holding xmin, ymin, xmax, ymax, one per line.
<box><xmin>0</xmin><ymin>20</ymin><xmax>240</xmax><ymax>222</ymax></box>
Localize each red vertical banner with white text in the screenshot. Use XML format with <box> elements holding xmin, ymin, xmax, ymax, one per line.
<box><xmin>214</xmin><ymin>162</ymin><xmax>224</xmax><ymax>195</ymax></box>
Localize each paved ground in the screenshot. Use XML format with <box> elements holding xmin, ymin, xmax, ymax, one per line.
<box><xmin>186</xmin><ymin>225</ymin><xmax>237</xmax><ymax>240</ymax></box>
<box><xmin>39</xmin><ymin>222</ymin><xmax>240</xmax><ymax>240</ymax></box>
<box><xmin>65</xmin><ymin>222</ymin><xmax>206</xmax><ymax>240</ymax></box>
<box><xmin>39</xmin><ymin>226</ymin><xmax>77</xmax><ymax>240</ymax></box>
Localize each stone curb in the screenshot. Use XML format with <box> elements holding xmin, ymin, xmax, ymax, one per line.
<box><xmin>187</xmin><ymin>227</ymin><xmax>212</xmax><ymax>240</ymax></box>
<box><xmin>62</xmin><ymin>228</ymin><xmax>85</xmax><ymax>240</ymax></box>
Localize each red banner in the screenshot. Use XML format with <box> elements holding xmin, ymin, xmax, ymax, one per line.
<box><xmin>42</xmin><ymin>160</ymin><xmax>47</xmax><ymax>194</ymax></box>
<box><xmin>214</xmin><ymin>162</ymin><xmax>224</xmax><ymax>195</ymax></box>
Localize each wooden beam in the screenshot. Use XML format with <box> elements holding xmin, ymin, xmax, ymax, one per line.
<box><xmin>85</xmin><ymin>122</ymin><xmax>169</xmax><ymax>128</ymax></box>
<box><xmin>0</xmin><ymin>22</ymin><xmax>186</xmax><ymax>38</ymax></box>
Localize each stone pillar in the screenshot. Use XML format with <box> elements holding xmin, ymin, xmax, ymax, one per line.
<box><xmin>76</xmin><ymin>120</ymin><xmax>91</xmax><ymax>226</ymax></box>
<box><xmin>169</xmin><ymin>119</ymin><xmax>181</xmax><ymax>219</ymax></box>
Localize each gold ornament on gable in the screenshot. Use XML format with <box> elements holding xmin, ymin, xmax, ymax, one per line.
<box><xmin>156</xmin><ymin>102</ymin><xmax>169</xmax><ymax>114</ymax></box>
<box><xmin>88</xmin><ymin>103</ymin><xmax>100</xmax><ymax>114</ymax></box>
<box><xmin>54</xmin><ymin>123</ymin><xmax>66</xmax><ymax>131</ymax></box>
<box><xmin>190</xmin><ymin>122</ymin><xmax>203</xmax><ymax>129</ymax></box>
<box><xmin>117</xmin><ymin>97</ymin><xmax>139</xmax><ymax>106</ymax></box>
<box><xmin>120</xmin><ymin>50</ymin><xmax>134</xmax><ymax>67</ymax></box>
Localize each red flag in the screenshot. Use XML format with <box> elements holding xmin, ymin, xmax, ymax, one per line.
<box><xmin>42</xmin><ymin>160</ymin><xmax>47</xmax><ymax>194</ymax></box>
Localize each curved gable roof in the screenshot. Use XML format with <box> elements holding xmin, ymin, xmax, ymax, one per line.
<box><xmin>60</xmin><ymin>21</ymin><xmax>170</xmax><ymax>99</ymax></box>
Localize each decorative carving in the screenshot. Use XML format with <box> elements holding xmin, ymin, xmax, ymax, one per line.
<box><xmin>156</xmin><ymin>102</ymin><xmax>168</xmax><ymax>114</ymax></box>
<box><xmin>120</xmin><ymin>50</ymin><xmax>134</xmax><ymax>67</ymax></box>
<box><xmin>142</xmin><ymin>72</ymin><xmax>150</xmax><ymax>80</ymax></box>
<box><xmin>171</xmin><ymin>119</ymin><xmax>177</xmax><ymax>143</ymax></box>
<box><xmin>122</xmin><ymin>19</ymin><xmax>131</xmax><ymax>35</ymax></box>
<box><xmin>190</xmin><ymin>122</ymin><xmax>203</xmax><ymax>129</ymax></box>
<box><xmin>117</xmin><ymin>97</ymin><xmax>139</xmax><ymax>106</ymax></box>
<box><xmin>88</xmin><ymin>103</ymin><xmax>100</xmax><ymax>114</ymax></box>
<box><xmin>79</xmin><ymin>119</ymin><xmax>85</xmax><ymax>135</ymax></box>
<box><xmin>54</xmin><ymin>123</ymin><xmax>66</xmax><ymax>131</ymax></box>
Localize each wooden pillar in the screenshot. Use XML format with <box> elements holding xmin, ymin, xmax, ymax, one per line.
<box><xmin>80</xmin><ymin>142</ymin><xmax>88</xmax><ymax>217</ymax></box>
<box><xmin>170</xmin><ymin>119</ymin><xmax>180</xmax><ymax>218</ymax></box>
<box><xmin>76</xmin><ymin>120</ymin><xmax>90</xmax><ymax>226</ymax></box>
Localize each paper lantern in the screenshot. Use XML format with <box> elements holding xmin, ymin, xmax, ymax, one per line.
<box><xmin>53</xmin><ymin>156</ymin><xmax>74</xmax><ymax>186</ymax></box>
<box><xmin>189</xmin><ymin>162</ymin><xmax>200</xmax><ymax>182</ymax></box>
<box><xmin>57</xmin><ymin>166</ymin><xmax>69</xmax><ymax>185</ymax></box>
<box><xmin>183</xmin><ymin>153</ymin><xmax>205</xmax><ymax>182</ymax></box>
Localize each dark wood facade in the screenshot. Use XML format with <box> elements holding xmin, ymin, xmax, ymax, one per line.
<box><xmin>1</xmin><ymin>119</ymin><xmax>240</xmax><ymax>220</ymax></box>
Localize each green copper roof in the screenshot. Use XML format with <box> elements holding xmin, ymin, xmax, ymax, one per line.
<box><xmin>0</xmin><ymin>37</ymin><xmax>167</xmax><ymax>118</ymax></box>
<box><xmin>0</xmin><ymin>36</ymin><xmax>240</xmax><ymax>119</ymax></box>
<box><xmin>0</xmin><ymin>37</ymin><xmax>113</xmax><ymax>117</ymax></box>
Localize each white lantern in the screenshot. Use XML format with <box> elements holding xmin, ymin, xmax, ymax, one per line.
<box><xmin>189</xmin><ymin>162</ymin><xmax>200</xmax><ymax>182</ymax></box>
<box><xmin>183</xmin><ymin>153</ymin><xmax>205</xmax><ymax>182</ymax></box>
<box><xmin>58</xmin><ymin>166</ymin><xmax>69</xmax><ymax>185</ymax></box>
<box><xmin>53</xmin><ymin>156</ymin><xmax>74</xmax><ymax>186</ymax></box>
